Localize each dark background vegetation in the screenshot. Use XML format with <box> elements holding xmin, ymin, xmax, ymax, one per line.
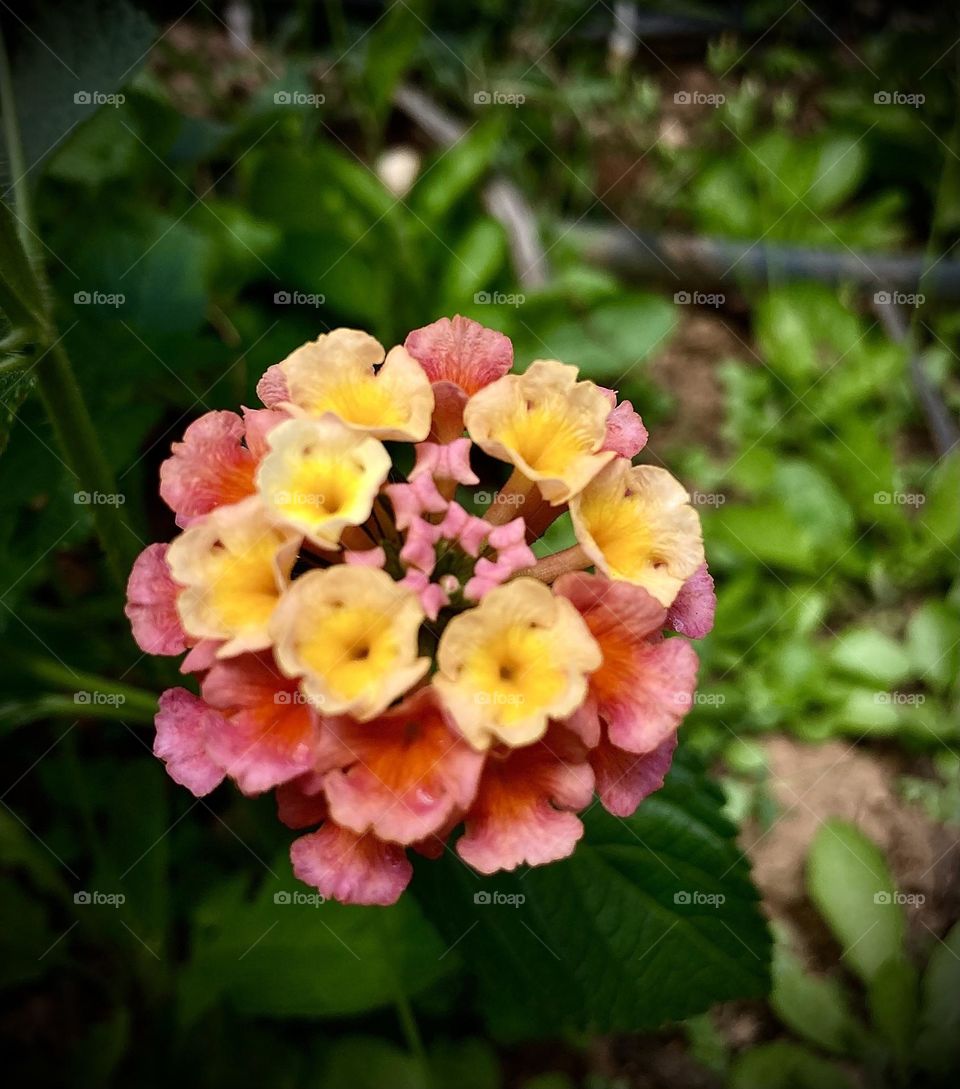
<box><xmin>0</xmin><ymin>1</ymin><xmax>958</xmax><ymax>1086</ymax></box>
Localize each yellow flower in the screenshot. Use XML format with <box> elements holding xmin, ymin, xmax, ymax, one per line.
<box><xmin>463</xmin><ymin>360</ymin><xmax>614</xmax><ymax>504</ymax></box>
<box><xmin>271</xmin><ymin>566</ymin><xmax>430</xmax><ymax>720</ymax></box>
<box><xmin>275</xmin><ymin>328</ymin><xmax>434</xmax><ymax>441</ymax></box>
<box><xmin>166</xmin><ymin>496</ymin><xmax>299</xmax><ymax>657</ymax></box>
<box><xmin>570</xmin><ymin>460</ymin><xmax>704</xmax><ymax>607</ymax></box>
<box><xmin>434</xmin><ymin>577</ymin><xmax>601</xmax><ymax>750</ymax></box>
<box><xmin>256</xmin><ymin>416</ymin><xmax>390</xmax><ymax>548</ymax></box>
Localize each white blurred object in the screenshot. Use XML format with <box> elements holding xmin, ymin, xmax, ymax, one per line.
<box><xmin>225</xmin><ymin>0</ymin><xmax>253</xmax><ymax>53</ymax></box>
<box><xmin>376</xmin><ymin>146</ymin><xmax>421</xmax><ymax>198</ymax></box>
<box><xmin>608</xmin><ymin>2</ymin><xmax>639</xmax><ymax>71</ymax></box>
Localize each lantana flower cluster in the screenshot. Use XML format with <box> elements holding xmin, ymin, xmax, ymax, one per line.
<box><xmin>126</xmin><ymin>316</ymin><xmax>715</xmax><ymax>905</ymax></box>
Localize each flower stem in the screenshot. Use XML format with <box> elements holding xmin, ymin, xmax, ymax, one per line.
<box><xmin>0</xmin><ymin>24</ymin><xmax>132</xmax><ymax>587</ymax></box>
<box><xmin>520</xmin><ymin>544</ymin><xmax>591</xmax><ymax>583</ymax></box>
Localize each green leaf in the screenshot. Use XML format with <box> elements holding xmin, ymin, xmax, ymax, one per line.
<box><xmin>411</xmin><ymin>119</ymin><xmax>505</xmax><ymax>224</ymax></box>
<box><xmin>180</xmin><ymin>859</ymin><xmax>453</xmax><ymax>1022</ymax></box>
<box><xmin>440</xmin><ymin>218</ymin><xmax>507</xmax><ymax>313</ymax></box>
<box><xmin>829</xmin><ymin>628</ymin><xmax>913</xmax><ymax>688</ymax></box>
<box><xmin>774</xmin><ymin>460</ymin><xmax>854</xmax><ymax>554</ymax></box>
<box><xmin>906</xmin><ymin>601</ymin><xmax>960</xmax><ymax>692</ymax></box>
<box><xmin>318</xmin><ymin>1037</ymin><xmax>425</xmax><ymax>1089</ymax></box>
<box><xmin>415</xmin><ymin>755</ymin><xmax>770</xmax><ymax>1038</ymax></box>
<box><xmin>729</xmin><ymin>1042</ymin><xmax>856</xmax><ymax>1089</ymax></box>
<box><xmin>8</xmin><ymin>0</ymin><xmax>155</xmax><ymax>183</ymax></box>
<box><xmin>362</xmin><ymin>0</ymin><xmax>426</xmax><ymax>124</ymax></box>
<box><xmin>916</xmin><ymin>921</ymin><xmax>960</xmax><ymax>1078</ymax></box>
<box><xmin>806</xmin><ymin>820</ymin><xmax>905</xmax><ymax>985</ymax></box>
<box><xmin>805</xmin><ymin>136</ymin><xmax>867</xmax><ymax>212</ymax></box>
<box><xmin>919</xmin><ymin>451</ymin><xmax>960</xmax><ymax>547</ymax></box>
<box><xmin>771</xmin><ymin>938</ymin><xmax>859</xmax><ymax>1054</ymax></box>
<box><xmin>866</xmin><ymin>954</ymin><xmax>918</xmax><ymax>1074</ymax></box>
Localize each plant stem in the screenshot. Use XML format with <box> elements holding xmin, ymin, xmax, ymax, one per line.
<box><xmin>0</xmin><ymin>24</ymin><xmax>132</xmax><ymax>587</ymax></box>
<box><xmin>393</xmin><ymin>986</ymin><xmax>428</xmax><ymax>1080</ymax></box>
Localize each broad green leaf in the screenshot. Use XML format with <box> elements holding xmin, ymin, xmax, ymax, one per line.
<box><xmin>771</xmin><ymin>939</ymin><xmax>859</xmax><ymax>1054</ymax></box>
<box><xmin>179</xmin><ymin>859</ymin><xmax>454</xmax><ymax>1022</ymax></box>
<box><xmin>807</xmin><ymin>820</ymin><xmax>905</xmax><ymax>984</ymax></box>
<box><xmin>866</xmin><ymin>954</ymin><xmax>918</xmax><ymax>1074</ymax></box>
<box><xmin>415</xmin><ymin>755</ymin><xmax>771</xmax><ymax>1038</ymax></box>
<box><xmin>829</xmin><ymin>628</ymin><xmax>913</xmax><ymax>688</ymax></box>
<box><xmin>318</xmin><ymin>1037</ymin><xmax>424</xmax><ymax>1089</ymax></box>
<box><xmin>919</xmin><ymin>451</ymin><xmax>960</xmax><ymax>547</ymax></box>
<box><xmin>8</xmin><ymin>0</ymin><xmax>154</xmax><ymax>183</ymax></box>
<box><xmin>440</xmin><ymin>218</ymin><xmax>507</xmax><ymax>312</ymax></box>
<box><xmin>363</xmin><ymin>0</ymin><xmax>426</xmax><ymax>124</ymax></box>
<box><xmin>527</xmin><ymin>294</ymin><xmax>676</xmax><ymax>379</ymax></box>
<box><xmin>774</xmin><ymin>460</ymin><xmax>854</xmax><ymax>554</ymax></box>
<box><xmin>411</xmin><ymin>119</ymin><xmax>505</xmax><ymax>224</ymax></box>
<box><xmin>916</xmin><ymin>920</ymin><xmax>960</xmax><ymax>1078</ymax></box>
<box><xmin>709</xmin><ymin>504</ymin><xmax>818</xmax><ymax>574</ymax></box>
<box><xmin>806</xmin><ymin>136</ymin><xmax>867</xmax><ymax>212</ymax></box>
<box><xmin>730</xmin><ymin>1042</ymin><xmax>856</xmax><ymax>1089</ymax></box>
<box><xmin>906</xmin><ymin>601</ymin><xmax>960</xmax><ymax>692</ymax></box>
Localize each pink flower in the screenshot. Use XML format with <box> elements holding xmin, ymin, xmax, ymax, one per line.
<box><xmin>153</xmin><ymin>688</ymin><xmax>226</xmax><ymax>796</ymax></box>
<box><xmin>125</xmin><ymin>543</ymin><xmax>187</xmax><ymax>656</ymax></box>
<box><xmin>666</xmin><ymin>562</ymin><xmax>716</xmax><ymax>638</ymax></box>
<box><xmin>555</xmin><ymin>573</ymin><xmax>698</xmax><ymax>755</ymax></box>
<box><xmin>590</xmin><ymin>733</ymin><xmax>677</xmax><ymax>817</ymax></box>
<box><xmin>200</xmin><ymin>652</ymin><xmax>322</xmax><ymax>795</ymax></box>
<box><xmin>317</xmin><ymin>687</ymin><xmax>484</xmax><ymax>845</ymax></box>
<box><xmin>405</xmin><ymin>315</ymin><xmax>513</xmax><ymax>440</ymax></box>
<box><xmin>456</xmin><ymin>726</ymin><xmax>594</xmax><ymax>873</ymax></box>
<box><xmin>599</xmin><ymin>389</ymin><xmax>648</xmax><ymax>458</ymax></box>
<box><xmin>291</xmin><ymin>822</ymin><xmax>413</xmax><ymax>906</ymax></box>
<box><xmin>159</xmin><ymin>409</ymin><xmax>283</xmax><ymax>526</ymax></box>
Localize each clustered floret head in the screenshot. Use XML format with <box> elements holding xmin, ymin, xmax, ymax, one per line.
<box><xmin>126</xmin><ymin>316</ymin><xmax>715</xmax><ymax>905</ymax></box>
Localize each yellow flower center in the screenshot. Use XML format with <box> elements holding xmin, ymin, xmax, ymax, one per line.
<box><xmin>298</xmin><ymin>604</ymin><xmax>402</xmax><ymax>701</ymax></box>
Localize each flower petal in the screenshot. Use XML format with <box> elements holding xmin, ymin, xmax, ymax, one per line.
<box><xmin>666</xmin><ymin>562</ymin><xmax>716</xmax><ymax>638</ymax></box>
<box><xmin>456</xmin><ymin>728</ymin><xmax>594</xmax><ymax>873</ymax></box>
<box><xmin>555</xmin><ymin>572</ymin><xmax>698</xmax><ymax>753</ymax></box>
<box><xmin>464</xmin><ymin>360</ymin><xmax>614</xmax><ymax>504</ymax></box>
<box><xmin>159</xmin><ymin>411</ymin><xmax>257</xmax><ymax>526</ymax></box>
<box><xmin>166</xmin><ymin>496</ymin><xmax>300</xmax><ymax>658</ymax></box>
<box><xmin>570</xmin><ymin>459</ymin><xmax>704</xmax><ymax>607</ymax></box>
<box><xmin>125</xmin><ymin>543</ymin><xmax>187</xmax><ymax>655</ymax></box>
<box><xmin>321</xmin><ymin>688</ymin><xmax>484</xmax><ymax>845</ymax></box>
<box><xmin>601</xmin><ymin>395</ymin><xmax>648</xmax><ymax>458</ymax></box>
<box><xmin>291</xmin><ymin>822</ymin><xmax>412</xmax><ymax>905</ymax></box>
<box><xmin>200</xmin><ymin>652</ymin><xmax>321</xmax><ymax>795</ymax></box>
<box><xmin>153</xmin><ymin>687</ymin><xmax>226</xmax><ymax>796</ymax></box>
<box><xmin>404</xmin><ymin>314</ymin><xmax>513</xmax><ymax>395</ymax></box>
<box><xmin>435</xmin><ymin>577</ymin><xmax>601</xmax><ymax>750</ymax></box>
<box><xmin>590</xmin><ymin>732</ymin><xmax>677</xmax><ymax>817</ymax></box>
<box><xmin>271</xmin><ymin>566</ymin><xmax>429</xmax><ymax>721</ymax></box>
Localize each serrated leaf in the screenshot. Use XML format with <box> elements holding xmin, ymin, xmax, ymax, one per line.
<box><xmin>415</xmin><ymin>756</ymin><xmax>770</xmax><ymax>1038</ymax></box>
